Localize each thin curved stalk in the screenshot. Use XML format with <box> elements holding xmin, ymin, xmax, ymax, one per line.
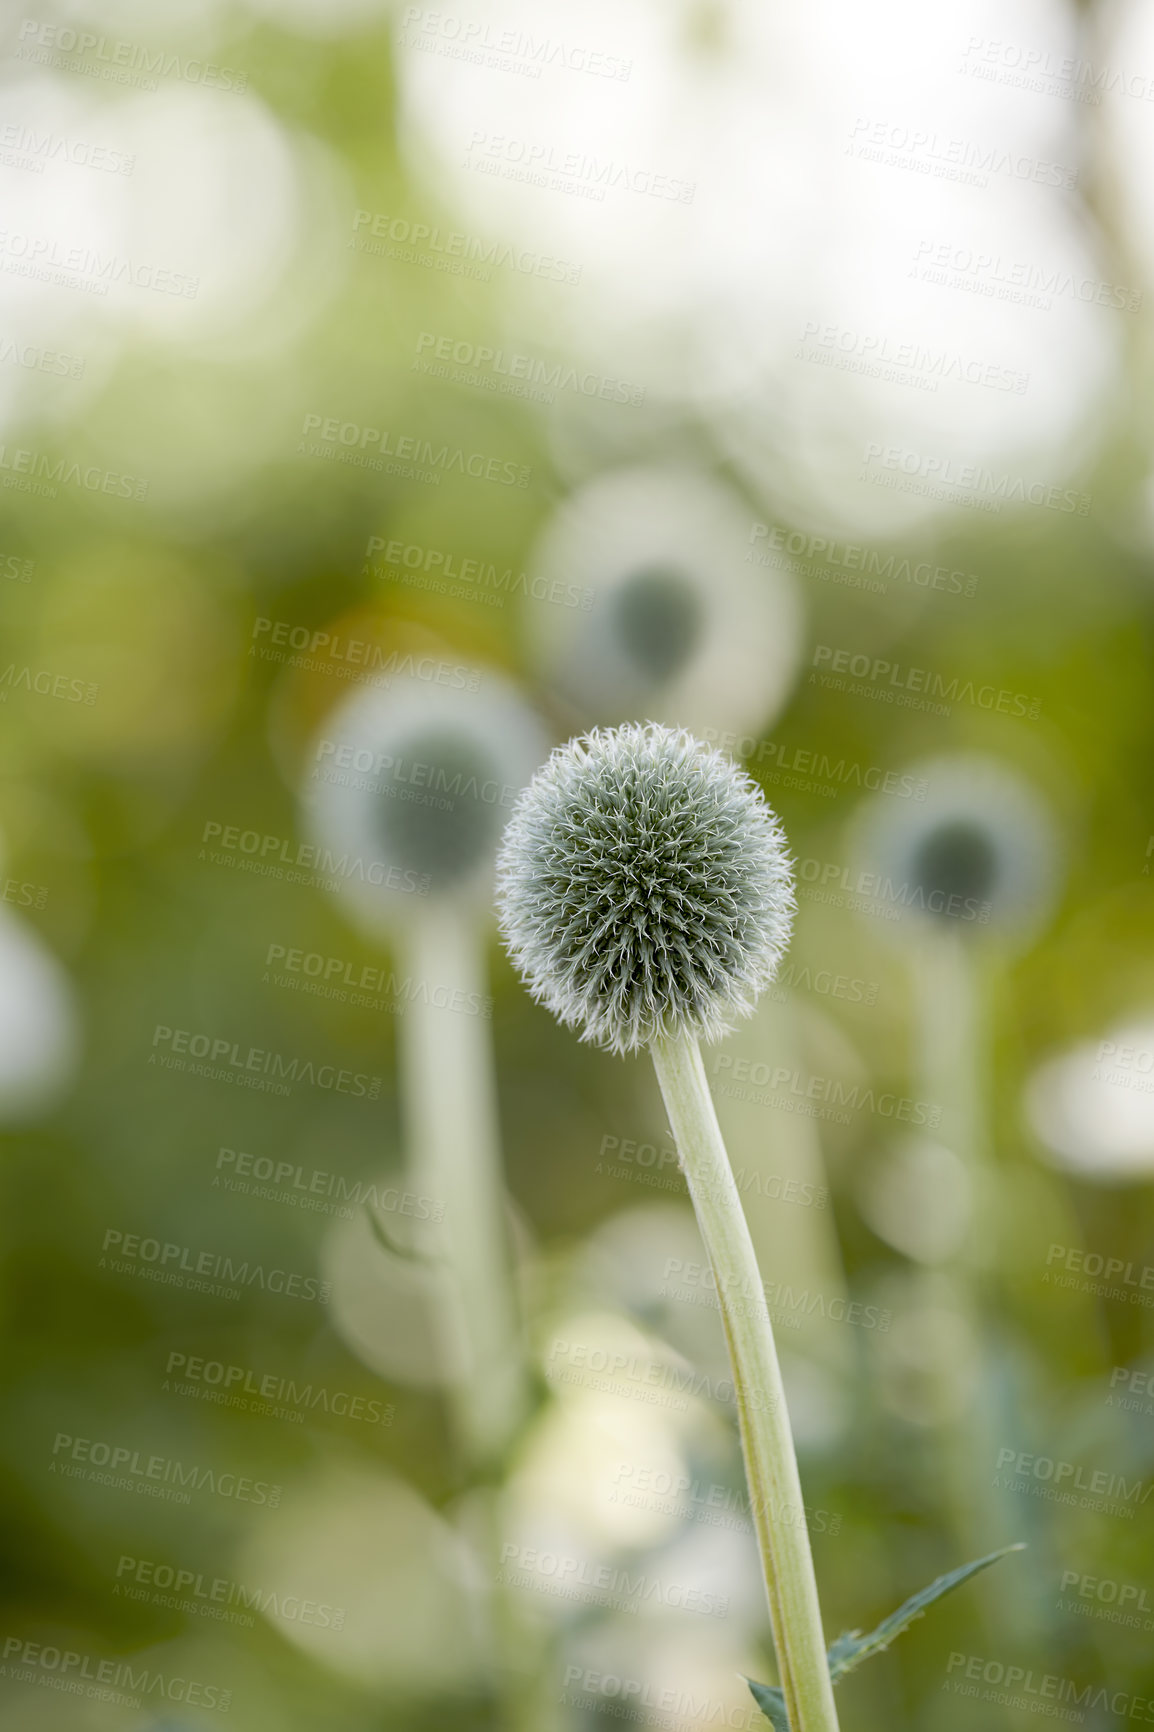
<box><xmin>651</xmin><ymin>1028</ymin><xmax>840</xmax><ymax>1732</ymax></box>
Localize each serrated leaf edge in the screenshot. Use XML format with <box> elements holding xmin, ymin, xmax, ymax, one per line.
<box><xmin>745</xmin><ymin>1543</ymin><xmax>1026</xmax><ymax>1728</ymax></box>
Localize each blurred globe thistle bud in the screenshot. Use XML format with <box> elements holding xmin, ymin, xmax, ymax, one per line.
<box><xmin>0</xmin><ymin>906</ymin><xmax>78</xmax><ymax>1120</ymax></box>
<box><xmin>1026</xmin><ymin>1019</ymin><xmax>1154</xmax><ymax>1182</ymax></box>
<box><xmin>301</xmin><ymin>669</ymin><xmax>548</xmax><ymax>935</ymax></box>
<box><xmin>496</xmin><ymin>722</ymin><xmax>794</xmax><ymax>1055</ymax></box>
<box><xmin>0</xmin><ymin>833</ymin><xmax>78</xmax><ymax>1120</ymax></box>
<box><xmin>857</xmin><ymin>1137</ymin><xmax>973</xmax><ymax>1264</ymax></box>
<box><xmin>849</xmin><ymin>754</ymin><xmax>1061</xmax><ymax>948</ymax></box>
<box><xmin>523</xmin><ymin>466</ymin><xmax>803</xmax><ymax>739</ymax></box>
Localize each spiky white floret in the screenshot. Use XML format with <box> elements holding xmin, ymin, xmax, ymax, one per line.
<box><xmin>496</xmin><ymin>722</ymin><xmax>794</xmax><ymax>1055</ymax></box>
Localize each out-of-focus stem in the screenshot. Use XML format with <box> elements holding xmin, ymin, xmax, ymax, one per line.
<box><xmin>651</xmin><ymin>1028</ymin><xmax>839</xmax><ymax>1732</ymax></box>
<box><xmin>911</xmin><ymin>929</ymin><xmax>991</xmax><ymax>1285</ymax></box>
<box><xmin>396</xmin><ymin>903</ymin><xmax>542</xmax><ymax>1732</ymax></box>
<box><xmin>396</xmin><ymin>901</ymin><xmax>529</xmax><ymax>1464</ymax></box>
<box><xmin>910</xmin><ymin>929</ymin><xmax>1026</xmax><ymax>1671</ymax></box>
<box><xmin>714</xmin><ymin>993</ymin><xmax>850</xmax><ymax>1385</ymax></box>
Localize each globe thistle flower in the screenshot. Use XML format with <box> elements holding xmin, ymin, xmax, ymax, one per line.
<box><xmin>302</xmin><ymin>669</ymin><xmax>548</xmax><ymax>934</ymax></box>
<box><xmin>523</xmin><ymin>466</ymin><xmax>804</xmax><ymax>740</ymax></box>
<box><xmin>1026</xmin><ymin>1020</ymin><xmax>1154</xmax><ymax>1182</ymax></box>
<box><xmin>496</xmin><ymin>722</ymin><xmax>795</xmax><ymax>1056</ymax></box>
<box><xmin>497</xmin><ymin>721</ymin><xmax>840</xmax><ymax>1732</ymax></box>
<box><xmin>300</xmin><ymin>666</ymin><xmax>547</xmax><ymax>1470</ymax></box>
<box><xmin>850</xmin><ymin>757</ymin><xmax>1057</xmax><ymax>1625</ymax></box>
<box><xmin>857</xmin><ymin>1137</ymin><xmax>973</xmax><ymax>1265</ymax></box>
<box><xmin>0</xmin><ymin>902</ymin><xmax>78</xmax><ymax>1120</ymax></box>
<box><xmin>849</xmin><ymin>753</ymin><xmax>1061</xmax><ymax>947</ymax></box>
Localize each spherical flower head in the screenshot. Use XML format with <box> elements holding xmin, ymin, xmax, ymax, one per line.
<box><xmin>849</xmin><ymin>753</ymin><xmax>1061</xmax><ymax>949</ymax></box>
<box><xmin>302</xmin><ymin>672</ymin><xmax>547</xmax><ymax>934</ymax></box>
<box><xmin>524</xmin><ymin>466</ymin><xmax>804</xmax><ymax>739</ymax></box>
<box><xmin>496</xmin><ymin>722</ymin><xmax>795</xmax><ymax>1055</ymax></box>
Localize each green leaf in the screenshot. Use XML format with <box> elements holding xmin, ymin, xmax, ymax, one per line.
<box><xmin>743</xmin><ymin>1676</ymin><xmax>790</xmax><ymax>1731</ymax></box>
<box><xmin>745</xmin><ymin>1544</ymin><xmax>1025</xmax><ymax>1726</ymax></box>
<box><xmin>826</xmin><ymin>1543</ymin><xmax>1026</xmax><ymax>1682</ymax></box>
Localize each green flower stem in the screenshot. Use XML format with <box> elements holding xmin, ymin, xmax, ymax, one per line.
<box><xmin>398</xmin><ymin>904</ymin><xmax>547</xmax><ymax>1732</ymax></box>
<box><xmin>911</xmin><ymin>928</ymin><xmax>991</xmax><ymax>1281</ymax></box>
<box><xmin>651</xmin><ymin>1028</ymin><xmax>840</xmax><ymax>1732</ymax></box>
<box><xmin>396</xmin><ymin>902</ymin><xmax>530</xmax><ymax>1466</ymax></box>
<box><xmin>911</xmin><ymin>927</ymin><xmax>1023</xmax><ymax>1678</ymax></box>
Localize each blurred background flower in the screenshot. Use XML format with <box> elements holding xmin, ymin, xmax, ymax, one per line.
<box><xmin>523</xmin><ymin>464</ymin><xmax>803</xmax><ymax>738</ymax></box>
<box><xmin>4</xmin><ymin>0</ymin><xmax>1154</xmax><ymax>1726</ymax></box>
